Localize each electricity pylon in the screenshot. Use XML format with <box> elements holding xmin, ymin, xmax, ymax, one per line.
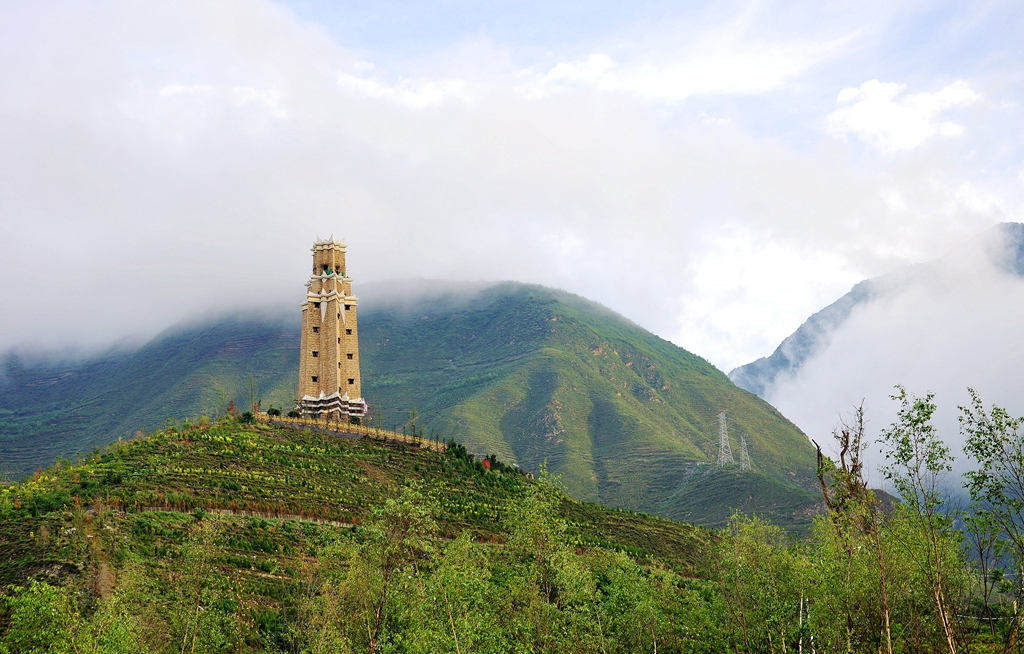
<box><xmin>717</xmin><ymin>411</ymin><xmax>734</xmax><ymax>467</ymax></box>
<box><xmin>739</xmin><ymin>433</ymin><xmax>752</xmax><ymax>471</ymax></box>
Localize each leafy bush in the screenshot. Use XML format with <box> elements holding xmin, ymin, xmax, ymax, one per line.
<box><xmin>286</xmin><ymin>410</ymin><xmax>301</xmax><ymax>418</ymax></box>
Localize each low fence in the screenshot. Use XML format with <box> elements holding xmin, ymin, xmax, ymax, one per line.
<box><xmin>255</xmin><ymin>413</ymin><xmax>446</xmax><ymax>452</ymax></box>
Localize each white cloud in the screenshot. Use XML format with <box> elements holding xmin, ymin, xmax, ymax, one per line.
<box><xmin>543</xmin><ymin>54</ymin><xmax>616</xmax><ymax>85</ymax></box>
<box><xmin>765</xmin><ymin>244</ymin><xmax>1024</xmax><ymax>474</ymax></box>
<box><xmin>673</xmin><ymin>228</ymin><xmax>862</xmax><ymax>370</ymax></box>
<box><xmin>336</xmin><ymin>71</ymin><xmax>474</xmax><ymax>109</ymax></box>
<box><xmin>0</xmin><ymin>0</ymin><xmax>1021</xmax><ymax>376</ymax></box>
<box><xmin>533</xmin><ymin>36</ymin><xmax>849</xmax><ymax>103</ymax></box>
<box><xmin>827</xmin><ymin>79</ymin><xmax>979</xmax><ymax>152</ymax></box>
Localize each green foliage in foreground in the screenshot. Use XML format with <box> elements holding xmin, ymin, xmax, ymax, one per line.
<box><xmin>0</xmin><ymin>401</ymin><xmax>1019</xmax><ymax>653</ymax></box>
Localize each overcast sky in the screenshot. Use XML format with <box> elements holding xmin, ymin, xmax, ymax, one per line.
<box><xmin>1</xmin><ymin>0</ymin><xmax>1022</xmax><ymax>373</ymax></box>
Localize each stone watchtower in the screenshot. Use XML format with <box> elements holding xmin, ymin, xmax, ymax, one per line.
<box><xmin>296</xmin><ymin>236</ymin><xmax>367</xmax><ymax>420</ymax></box>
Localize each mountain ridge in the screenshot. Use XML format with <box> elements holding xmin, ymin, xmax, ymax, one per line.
<box><xmin>1</xmin><ymin>281</ymin><xmax>821</xmax><ymax>530</ymax></box>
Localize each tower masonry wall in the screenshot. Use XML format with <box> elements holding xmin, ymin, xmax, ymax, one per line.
<box><xmin>296</xmin><ymin>237</ymin><xmax>363</xmax><ymax>417</ymax></box>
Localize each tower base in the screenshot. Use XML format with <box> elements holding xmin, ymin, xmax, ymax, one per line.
<box><xmin>297</xmin><ymin>391</ymin><xmax>367</xmax><ymax>419</ymax></box>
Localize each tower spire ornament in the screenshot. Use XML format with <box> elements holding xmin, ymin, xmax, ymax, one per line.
<box><xmin>296</xmin><ymin>236</ymin><xmax>366</xmax><ymax>421</ymax></box>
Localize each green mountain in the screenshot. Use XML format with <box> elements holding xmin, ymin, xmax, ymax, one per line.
<box><xmin>1</xmin><ymin>282</ymin><xmax>821</xmax><ymax>530</ymax></box>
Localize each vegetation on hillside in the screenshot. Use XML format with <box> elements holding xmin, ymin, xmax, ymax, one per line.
<box><xmin>2</xmin><ymin>385</ymin><xmax>1024</xmax><ymax>652</ymax></box>
<box><xmin>6</xmin><ymin>384</ymin><xmax>1024</xmax><ymax>654</ymax></box>
<box><xmin>0</xmin><ymin>283</ymin><xmax>820</xmax><ymax>531</ymax></box>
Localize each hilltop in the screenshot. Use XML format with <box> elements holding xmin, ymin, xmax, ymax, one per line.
<box><xmin>0</xmin><ymin>418</ymin><xmax>713</xmax><ymax>651</ymax></box>
<box><xmin>1</xmin><ymin>282</ymin><xmax>820</xmax><ymax>530</ymax></box>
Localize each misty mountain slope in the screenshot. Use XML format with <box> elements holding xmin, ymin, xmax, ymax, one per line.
<box><xmin>727</xmin><ymin>222</ymin><xmax>1024</xmax><ymax>462</ymax></box>
<box><xmin>0</xmin><ymin>282</ymin><xmax>820</xmax><ymax>530</ymax></box>
<box><xmin>0</xmin><ymin>317</ymin><xmax>299</xmax><ymax>477</ymax></box>
<box><xmin>730</xmin><ymin>222</ymin><xmax>1024</xmax><ymax>397</ymax></box>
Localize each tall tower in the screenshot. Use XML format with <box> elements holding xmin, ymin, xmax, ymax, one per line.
<box><xmin>296</xmin><ymin>236</ymin><xmax>367</xmax><ymax>420</ymax></box>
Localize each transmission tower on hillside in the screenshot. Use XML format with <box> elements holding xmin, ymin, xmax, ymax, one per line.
<box><xmin>717</xmin><ymin>411</ymin><xmax>734</xmax><ymax>467</ymax></box>
<box><xmin>739</xmin><ymin>434</ymin><xmax>752</xmax><ymax>471</ymax></box>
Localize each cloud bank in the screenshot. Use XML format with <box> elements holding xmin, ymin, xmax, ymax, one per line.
<box><xmin>764</xmin><ymin>230</ymin><xmax>1024</xmax><ymax>478</ymax></box>
<box><xmin>0</xmin><ymin>0</ymin><xmax>1022</xmax><ymax>376</ymax></box>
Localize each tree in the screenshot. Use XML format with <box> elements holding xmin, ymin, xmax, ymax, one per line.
<box><xmin>961</xmin><ymin>387</ymin><xmax>1024</xmax><ymax>646</ymax></box>
<box><xmin>813</xmin><ymin>404</ymin><xmax>893</xmax><ymax>654</ymax></box>
<box><xmin>879</xmin><ymin>386</ymin><xmax>958</xmax><ymax>654</ymax></box>
<box><xmin>349</xmin><ymin>482</ymin><xmax>437</xmax><ymax>654</ymax></box>
<box><xmin>961</xmin><ymin>509</ymin><xmax>1005</xmax><ymax>637</ymax></box>
<box><xmin>716</xmin><ymin>515</ymin><xmax>797</xmax><ymax>653</ymax></box>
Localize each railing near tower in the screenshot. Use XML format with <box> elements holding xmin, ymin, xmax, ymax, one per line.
<box><xmin>254</xmin><ymin>412</ymin><xmax>447</xmax><ymax>452</ymax></box>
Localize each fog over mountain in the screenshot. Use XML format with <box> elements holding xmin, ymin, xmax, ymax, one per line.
<box><xmin>2</xmin><ymin>1</ymin><xmax>1023</xmax><ymax>372</ymax></box>
<box><xmin>731</xmin><ymin>222</ymin><xmax>1024</xmax><ymax>476</ymax></box>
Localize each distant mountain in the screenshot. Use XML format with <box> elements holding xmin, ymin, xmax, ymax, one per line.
<box><xmin>730</xmin><ymin>222</ymin><xmax>1024</xmax><ymax>398</ymax></box>
<box><xmin>1</xmin><ymin>282</ymin><xmax>821</xmax><ymax>530</ymax></box>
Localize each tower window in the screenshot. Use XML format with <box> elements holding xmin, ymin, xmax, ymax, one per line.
<box><xmin>337</xmin><ymin>313</ymin><xmax>341</xmax><ymax>319</ymax></box>
<box><xmin>338</xmin><ymin>362</ymin><xmax>341</xmax><ymax>368</ymax></box>
<box><xmin>346</xmin><ymin>329</ymin><xmax>352</xmax><ymax>335</ymax></box>
<box><xmin>344</xmin><ymin>304</ymin><xmax>351</xmax><ymax>310</ymax></box>
<box><xmin>347</xmin><ymin>353</ymin><xmax>353</xmax><ymax>359</ymax></box>
<box><xmin>311</xmin><ymin>376</ymin><xmax>318</xmax><ymax>382</ymax></box>
<box><xmin>312</xmin><ymin>326</ymin><xmax>319</xmax><ymax>333</ymax></box>
<box><xmin>348</xmin><ymin>378</ymin><xmax>355</xmax><ymax>384</ymax></box>
<box><xmin>338</xmin><ymin>338</ymin><xmax>341</xmax><ymax>344</ymax></box>
<box><xmin>313</xmin><ymin>302</ymin><xmax>321</xmax><ymax>308</ymax></box>
<box><xmin>312</xmin><ymin>351</ymin><xmax>318</xmax><ymax>357</ymax></box>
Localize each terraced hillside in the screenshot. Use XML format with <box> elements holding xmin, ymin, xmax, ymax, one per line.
<box><xmin>1</xmin><ymin>282</ymin><xmax>821</xmax><ymax>530</ymax></box>
<box><xmin>0</xmin><ymin>418</ymin><xmax>712</xmax><ymax>650</ymax></box>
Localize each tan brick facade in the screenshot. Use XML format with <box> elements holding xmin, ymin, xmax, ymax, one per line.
<box><xmin>296</xmin><ymin>237</ymin><xmax>366</xmax><ymax>418</ymax></box>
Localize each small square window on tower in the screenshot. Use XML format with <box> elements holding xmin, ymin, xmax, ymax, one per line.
<box><xmin>348</xmin><ymin>378</ymin><xmax>355</xmax><ymax>384</ymax></box>
<box><xmin>337</xmin><ymin>338</ymin><xmax>341</xmax><ymax>344</ymax></box>
<box><xmin>312</xmin><ymin>351</ymin><xmax>318</xmax><ymax>357</ymax></box>
<box><xmin>312</xmin><ymin>326</ymin><xmax>319</xmax><ymax>333</ymax></box>
<box><xmin>347</xmin><ymin>353</ymin><xmax>353</xmax><ymax>359</ymax></box>
<box><xmin>314</xmin><ymin>302</ymin><xmax>321</xmax><ymax>308</ymax></box>
<box><xmin>311</xmin><ymin>376</ymin><xmax>318</xmax><ymax>382</ymax></box>
<box><xmin>338</xmin><ymin>362</ymin><xmax>341</xmax><ymax>368</ymax></box>
<box><xmin>346</xmin><ymin>329</ymin><xmax>352</xmax><ymax>335</ymax></box>
<box><xmin>344</xmin><ymin>304</ymin><xmax>351</xmax><ymax>310</ymax></box>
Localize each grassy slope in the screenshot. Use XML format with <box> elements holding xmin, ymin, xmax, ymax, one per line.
<box><xmin>0</xmin><ymin>419</ymin><xmax>708</xmax><ymax>593</ymax></box>
<box><xmin>358</xmin><ymin>284</ymin><xmax>820</xmax><ymax>528</ymax></box>
<box><xmin>0</xmin><ymin>282</ymin><xmax>821</xmax><ymax>530</ymax></box>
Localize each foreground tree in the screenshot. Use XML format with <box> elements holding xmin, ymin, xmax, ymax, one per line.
<box><xmin>961</xmin><ymin>387</ymin><xmax>1024</xmax><ymax>647</ymax></box>
<box><xmin>813</xmin><ymin>404</ymin><xmax>893</xmax><ymax>654</ymax></box>
<box><xmin>879</xmin><ymin>386</ymin><xmax>959</xmax><ymax>654</ymax></box>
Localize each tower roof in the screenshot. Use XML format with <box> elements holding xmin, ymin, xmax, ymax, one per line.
<box><xmin>312</xmin><ymin>235</ymin><xmax>346</xmax><ymax>250</ymax></box>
